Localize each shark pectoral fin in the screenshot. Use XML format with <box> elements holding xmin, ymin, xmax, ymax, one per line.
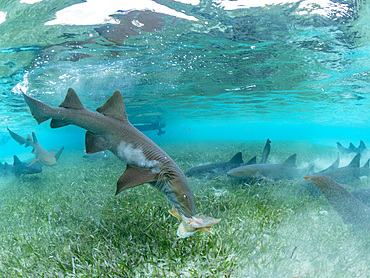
<box><xmin>55</xmin><ymin>146</ymin><xmax>64</xmax><ymax>161</ymax></box>
<box><xmin>28</xmin><ymin>158</ymin><xmax>39</xmax><ymax>167</ymax></box>
<box><xmin>116</xmin><ymin>164</ymin><xmax>157</xmax><ymax>195</ymax></box>
<box><xmin>85</xmin><ymin>131</ymin><xmax>108</xmax><ymax>154</ymax></box>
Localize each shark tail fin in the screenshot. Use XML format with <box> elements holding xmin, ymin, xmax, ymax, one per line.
<box><xmin>22</xmin><ymin>93</ymin><xmax>53</xmax><ymax>124</ymax></box>
<box><xmin>7</xmin><ymin>127</ymin><xmax>27</xmax><ymax>145</ymax></box>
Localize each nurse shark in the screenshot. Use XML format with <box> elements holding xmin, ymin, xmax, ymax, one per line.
<box><xmin>316</xmin><ymin>153</ymin><xmax>370</xmax><ymax>184</ymax></box>
<box><xmin>7</xmin><ymin>128</ymin><xmax>64</xmax><ymax>166</ymax></box>
<box><xmin>185</xmin><ymin>138</ymin><xmax>271</xmax><ymax>178</ymax></box>
<box><xmin>337</xmin><ymin>141</ymin><xmax>367</xmax><ymax>154</ymax></box>
<box><xmin>305</xmin><ymin>175</ymin><xmax>370</xmax><ymax>231</ymax></box>
<box><xmin>22</xmin><ymin>88</ymin><xmax>220</xmax><ymax>237</ymax></box>
<box><xmin>0</xmin><ymin>155</ymin><xmax>42</xmax><ymax>178</ymax></box>
<box><xmin>227</xmin><ymin>154</ymin><xmax>314</xmax><ymax>181</ymax></box>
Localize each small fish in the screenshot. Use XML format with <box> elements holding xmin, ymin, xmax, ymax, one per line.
<box><xmin>169</xmin><ymin>206</ymin><xmax>221</xmax><ymax>238</ymax></box>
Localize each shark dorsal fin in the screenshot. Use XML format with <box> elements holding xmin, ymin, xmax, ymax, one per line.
<box><xmin>59</xmin><ymin>88</ymin><xmax>85</xmax><ymax>109</ymax></box>
<box><xmin>55</xmin><ymin>146</ymin><xmax>64</xmax><ymax>161</ymax></box>
<box><xmin>359</xmin><ymin>140</ymin><xmax>366</xmax><ymax>150</ymax></box>
<box><xmin>326</xmin><ymin>153</ymin><xmax>340</xmax><ymax>171</ymax></box>
<box><xmin>228</xmin><ymin>152</ymin><xmax>243</xmax><ymax>164</ymax></box>
<box><xmin>349</xmin><ymin>143</ymin><xmax>356</xmax><ymax>150</ymax></box>
<box><xmin>363</xmin><ymin>159</ymin><xmax>370</xmax><ymax>168</ymax></box>
<box><xmin>246</xmin><ymin>156</ymin><xmax>257</xmax><ymax>165</ymax></box>
<box><xmin>13</xmin><ymin>155</ymin><xmax>22</xmax><ymax>166</ymax></box>
<box><xmin>283</xmin><ymin>154</ymin><xmax>297</xmax><ymax>167</ymax></box>
<box><xmin>96</xmin><ymin>91</ymin><xmax>128</xmax><ymax>122</ymax></box>
<box><xmin>116</xmin><ymin>164</ymin><xmax>157</xmax><ymax>195</ymax></box>
<box><xmin>347</xmin><ymin>153</ymin><xmax>360</xmax><ymax>168</ymax></box>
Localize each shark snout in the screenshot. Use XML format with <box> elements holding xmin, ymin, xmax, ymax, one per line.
<box><xmin>168</xmin><ymin>179</ymin><xmax>196</xmax><ymax>218</ymax></box>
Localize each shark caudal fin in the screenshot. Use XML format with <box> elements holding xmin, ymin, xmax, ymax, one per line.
<box><xmin>22</xmin><ymin>93</ymin><xmax>53</xmax><ymax>124</ymax></box>
<box><xmin>7</xmin><ymin>127</ymin><xmax>27</xmax><ymax>145</ymax></box>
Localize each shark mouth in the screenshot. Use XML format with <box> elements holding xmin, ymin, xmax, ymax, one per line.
<box><xmin>169</xmin><ymin>206</ymin><xmax>221</xmax><ymax>238</ymax></box>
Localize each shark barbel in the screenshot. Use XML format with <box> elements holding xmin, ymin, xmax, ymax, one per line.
<box><xmin>22</xmin><ymin>88</ymin><xmax>220</xmax><ymax>237</ymax></box>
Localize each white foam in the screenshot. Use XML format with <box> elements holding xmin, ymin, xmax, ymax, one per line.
<box><xmin>20</xmin><ymin>0</ymin><xmax>43</xmax><ymax>4</ymax></box>
<box><xmin>0</xmin><ymin>11</ymin><xmax>6</xmax><ymax>25</ymax></box>
<box><xmin>117</xmin><ymin>141</ymin><xmax>160</xmax><ymax>169</ymax></box>
<box><xmin>45</xmin><ymin>0</ymin><xmax>198</xmax><ymax>26</ymax></box>
<box><xmin>214</xmin><ymin>0</ymin><xmax>350</xmax><ymax>18</ymax></box>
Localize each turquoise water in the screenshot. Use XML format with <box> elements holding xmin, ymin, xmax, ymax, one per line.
<box><xmin>0</xmin><ymin>0</ymin><xmax>369</xmax><ymax>152</ymax></box>
<box><xmin>0</xmin><ymin>1</ymin><xmax>369</xmax><ymax>276</ymax></box>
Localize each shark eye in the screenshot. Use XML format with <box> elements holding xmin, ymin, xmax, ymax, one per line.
<box><xmin>183</xmin><ymin>194</ymin><xmax>187</xmax><ymax>199</ymax></box>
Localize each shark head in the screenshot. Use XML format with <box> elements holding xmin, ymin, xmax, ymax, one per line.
<box><xmin>165</xmin><ymin>176</ymin><xmax>196</xmax><ymax>218</ymax></box>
